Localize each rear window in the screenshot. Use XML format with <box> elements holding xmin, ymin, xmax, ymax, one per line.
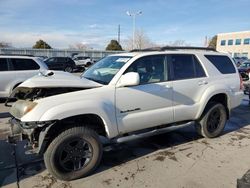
<box><xmin>205</xmin><ymin>55</ymin><xmax>236</xmax><ymax>74</ymax></box>
<box><xmin>11</xmin><ymin>58</ymin><xmax>40</xmax><ymax>70</ymax></box>
<box><xmin>170</xmin><ymin>54</ymin><xmax>206</xmax><ymax>80</ymax></box>
<box><xmin>0</xmin><ymin>58</ymin><xmax>8</xmax><ymax>71</ymax></box>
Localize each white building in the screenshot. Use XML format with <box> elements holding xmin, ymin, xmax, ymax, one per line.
<box><xmin>216</xmin><ymin>31</ymin><xmax>250</xmax><ymax>58</ymax></box>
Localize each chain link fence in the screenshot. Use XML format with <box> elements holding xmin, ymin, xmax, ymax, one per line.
<box><xmin>0</xmin><ymin>48</ymin><xmax>124</xmax><ymax>61</ymax></box>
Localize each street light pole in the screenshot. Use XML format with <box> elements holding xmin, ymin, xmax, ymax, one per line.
<box><xmin>126</xmin><ymin>11</ymin><xmax>142</xmax><ymax>49</ymax></box>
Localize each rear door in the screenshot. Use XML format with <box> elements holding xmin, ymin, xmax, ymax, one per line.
<box><xmin>169</xmin><ymin>54</ymin><xmax>208</xmax><ymax>122</ymax></box>
<box><xmin>56</xmin><ymin>57</ymin><xmax>67</xmax><ymax>70</ymax></box>
<box><xmin>0</xmin><ymin>58</ymin><xmax>13</xmax><ymax>97</ymax></box>
<box><xmin>46</xmin><ymin>57</ymin><xmax>63</xmax><ymax>70</ymax></box>
<box><xmin>66</xmin><ymin>57</ymin><xmax>75</xmax><ymax>67</ymax></box>
<box><xmin>9</xmin><ymin>58</ymin><xmax>40</xmax><ymax>89</ymax></box>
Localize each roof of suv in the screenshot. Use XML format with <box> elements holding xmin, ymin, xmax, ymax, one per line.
<box><xmin>112</xmin><ymin>50</ymin><xmax>226</xmax><ymax>58</ymax></box>
<box><xmin>109</xmin><ymin>46</ymin><xmax>228</xmax><ymax>58</ymax></box>
<box><xmin>0</xmin><ymin>55</ymin><xmax>38</xmax><ymax>59</ymax></box>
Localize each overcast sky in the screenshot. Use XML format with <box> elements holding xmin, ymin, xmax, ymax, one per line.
<box><xmin>0</xmin><ymin>0</ymin><xmax>249</xmax><ymax>49</ymax></box>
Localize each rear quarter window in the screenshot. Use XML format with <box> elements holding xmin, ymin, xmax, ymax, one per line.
<box><xmin>205</xmin><ymin>55</ymin><xmax>236</xmax><ymax>74</ymax></box>
<box><xmin>0</xmin><ymin>58</ymin><xmax>8</xmax><ymax>71</ymax></box>
<box><xmin>11</xmin><ymin>58</ymin><xmax>40</xmax><ymax>70</ymax></box>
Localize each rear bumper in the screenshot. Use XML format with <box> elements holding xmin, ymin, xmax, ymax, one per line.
<box><xmin>229</xmin><ymin>91</ymin><xmax>244</xmax><ymax>109</ymax></box>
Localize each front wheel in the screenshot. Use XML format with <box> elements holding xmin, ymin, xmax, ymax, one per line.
<box><xmin>44</xmin><ymin>127</ymin><xmax>103</xmax><ymax>181</ymax></box>
<box><xmin>195</xmin><ymin>103</ymin><xmax>227</xmax><ymax>138</ymax></box>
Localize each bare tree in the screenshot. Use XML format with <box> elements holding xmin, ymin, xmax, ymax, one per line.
<box><xmin>208</xmin><ymin>35</ymin><xmax>217</xmax><ymax>49</ymax></box>
<box><xmin>68</xmin><ymin>43</ymin><xmax>89</xmax><ymax>50</ymax></box>
<box><xmin>0</xmin><ymin>42</ymin><xmax>12</xmax><ymax>48</ymax></box>
<box><xmin>123</xmin><ymin>29</ymin><xmax>156</xmax><ymax>50</ymax></box>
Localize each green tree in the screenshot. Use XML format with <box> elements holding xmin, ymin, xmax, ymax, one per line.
<box><xmin>208</xmin><ymin>35</ymin><xmax>217</xmax><ymax>49</ymax></box>
<box><xmin>105</xmin><ymin>40</ymin><xmax>123</xmax><ymax>51</ymax></box>
<box><xmin>33</xmin><ymin>39</ymin><xmax>52</xmax><ymax>49</ymax></box>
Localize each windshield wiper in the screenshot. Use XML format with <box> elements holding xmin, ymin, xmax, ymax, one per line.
<box><xmin>84</xmin><ymin>77</ymin><xmax>107</xmax><ymax>85</ymax></box>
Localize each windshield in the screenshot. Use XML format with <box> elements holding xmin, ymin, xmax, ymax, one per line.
<box><xmin>82</xmin><ymin>56</ymin><xmax>131</xmax><ymax>85</ymax></box>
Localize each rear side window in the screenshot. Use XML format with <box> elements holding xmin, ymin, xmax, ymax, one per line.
<box><xmin>59</xmin><ymin>57</ymin><xmax>70</xmax><ymax>62</ymax></box>
<box><xmin>0</xmin><ymin>58</ymin><xmax>8</xmax><ymax>71</ymax></box>
<box><xmin>11</xmin><ymin>58</ymin><xmax>40</xmax><ymax>70</ymax></box>
<box><xmin>47</xmin><ymin>57</ymin><xmax>56</xmax><ymax>63</ymax></box>
<box><xmin>205</xmin><ymin>55</ymin><xmax>236</xmax><ymax>74</ymax></box>
<box><xmin>170</xmin><ymin>54</ymin><xmax>206</xmax><ymax>80</ymax></box>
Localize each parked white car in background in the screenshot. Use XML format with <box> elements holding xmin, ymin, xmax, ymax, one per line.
<box><xmin>73</xmin><ymin>56</ymin><xmax>93</xmax><ymax>68</ymax></box>
<box><xmin>0</xmin><ymin>55</ymin><xmax>48</xmax><ymax>98</ymax></box>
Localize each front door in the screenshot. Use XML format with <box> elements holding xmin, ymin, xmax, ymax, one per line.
<box><xmin>115</xmin><ymin>55</ymin><xmax>174</xmax><ymax>134</ymax></box>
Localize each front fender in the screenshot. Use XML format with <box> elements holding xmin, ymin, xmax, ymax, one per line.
<box><xmin>38</xmin><ymin>100</ymin><xmax>118</xmax><ymax>138</ymax></box>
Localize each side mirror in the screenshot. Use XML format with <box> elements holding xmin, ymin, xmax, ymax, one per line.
<box><xmin>117</xmin><ymin>72</ymin><xmax>140</xmax><ymax>87</ymax></box>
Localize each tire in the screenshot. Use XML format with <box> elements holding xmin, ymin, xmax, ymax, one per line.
<box><xmin>64</xmin><ymin>66</ymin><xmax>73</xmax><ymax>73</ymax></box>
<box><xmin>195</xmin><ymin>102</ymin><xmax>227</xmax><ymax>138</ymax></box>
<box><xmin>44</xmin><ymin>127</ymin><xmax>103</xmax><ymax>181</ymax></box>
<box><xmin>80</xmin><ymin>66</ymin><xmax>86</xmax><ymax>72</ymax></box>
<box><xmin>86</xmin><ymin>62</ymin><xmax>92</xmax><ymax>67</ymax></box>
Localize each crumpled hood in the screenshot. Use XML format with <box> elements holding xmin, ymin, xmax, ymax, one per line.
<box><xmin>19</xmin><ymin>70</ymin><xmax>103</xmax><ymax>88</ymax></box>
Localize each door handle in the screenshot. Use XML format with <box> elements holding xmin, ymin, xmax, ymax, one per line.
<box><xmin>198</xmin><ymin>80</ymin><xmax>208</xmax><ymax>86</ymax></box>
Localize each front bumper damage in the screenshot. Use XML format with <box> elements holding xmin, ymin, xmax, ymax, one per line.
<box><xmin>8</xmin><ymin>117</ymin><xmax>56</xmax><ymax>154</ymax></box>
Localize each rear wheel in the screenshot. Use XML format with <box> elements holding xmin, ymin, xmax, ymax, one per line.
<box><xmin>44</xmin><ymin>127</ymin><xmax>103</xmax><ymax>181</ymax></box>
<box><xmin>196</xmin><ymin>103</ymin><xmax>227</xmax><ymax>138</ymax></box>
<box><xmin>64</xmin><ymin>66</ymin><xmax>73</xmax><ymax>73</ymax></box>
<box><xmin>86</xmin><ymin>62</ymin><xmax>92</xmax><ymax>67</ymax></box>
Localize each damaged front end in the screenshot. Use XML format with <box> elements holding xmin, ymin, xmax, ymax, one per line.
<box><xmin>6</xmin><ymin>71</ymin><xmax>104</xmax><ymax>154</ymax></box>
<box><xmin>6</xmin><ymin>87</ymin><xmax>88</xmax><ymax>152</ymax></box>
<box><xmin>8</xmin><ymin>117</ymin><xmax>56</xmax><ymax>154</ymax></box>
<box><xmin>5</xmin><ymin>70</ymin><xmax>103</xmax><ymax>106</ymax></box>
<box><xmin>5</xmin><ymin>86</ymin><xmax>86</xmax><ymax>107</ymax></box>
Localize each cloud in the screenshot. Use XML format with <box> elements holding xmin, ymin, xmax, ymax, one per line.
<box><xmin>88</xmin><ymin>24</ymin><xmax>99</xmax><ymax>29</ymax></box>
<box><xmin>0</xmin><ymin>31</ymin><xmax>114</xmax><ymax>49</ymax></box>
<box><xmin>163</xmin><ymin>26</ymin><xmax>181</xmax><ymax>34</ymax></box>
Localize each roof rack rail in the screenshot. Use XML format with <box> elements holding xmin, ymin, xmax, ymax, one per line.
<box><xmin>130</xmin><ymin>46</ymin><xmax>217</xmax><ymax>52</ymax></box>
<box><xmin>0</xmin><ymin>54</ymin><xmax>34</xmax><ymax>57</ymax></box>
<box><xmin>161</xmin><ymin>46</ymin><xmax>216</xmax><ymax>51</ymax></box>
<box><xmin>130</xmin><ymin>47</ymin><xmax>162</xmax><ymax>52</ymax></box>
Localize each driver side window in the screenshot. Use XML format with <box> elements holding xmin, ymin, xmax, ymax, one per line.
<box><xmin>125</xmin><ymin>55</ymin><xmax>166</xmax><ymax>84</ymax></box>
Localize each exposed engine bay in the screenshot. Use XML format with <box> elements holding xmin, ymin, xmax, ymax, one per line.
<box><xmin>10</xmin><ymin>87</ymin><xmax>86</xmax><ymax>101</ymax></box>
<box><xmin>5</xmin><ymin>87</ymin><xmax>88</xmax><ymax>107</ymax></box>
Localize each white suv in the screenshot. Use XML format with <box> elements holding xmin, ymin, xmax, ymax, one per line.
<box><xmin>8</xmin><ymin>47</ymin><xmax>243</xmax><ymax>180</ymax></box>
<box><xmin>73</xmin><ymin>56</ymin><xmax>93</xmax><ymax>68</ymax></box>
<box><xmin>0</xmin><ymin>55</ymin><xmax>48</xmax><ymax>98</ymax></box>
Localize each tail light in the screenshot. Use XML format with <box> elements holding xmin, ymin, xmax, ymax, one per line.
<box><xmin>239</xmin><ymin>73</ymin><xmax>244</xmax><ymax>90</ymax></box>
